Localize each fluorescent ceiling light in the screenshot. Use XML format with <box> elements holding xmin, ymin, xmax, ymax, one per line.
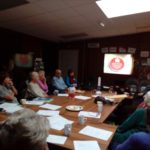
<box><xmin>96</xmin><ymin>0</ymin><xmax>150</xmax><ymax>18</ymax></box>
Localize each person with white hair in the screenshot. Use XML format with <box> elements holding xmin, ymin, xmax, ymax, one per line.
<box><xmin>137</xmin><ymin>91</ymin><xmax>150</xmax><ymax>109</ymax></box>
<box><xmin>27</xmin><ymin>71</ymin><xmax>50</xmax><ymax>98</ymax></box>
<box><xmin>0</xmin><ymin>109</ymin><xmax>50</xmax><ymax>150</ymax></box>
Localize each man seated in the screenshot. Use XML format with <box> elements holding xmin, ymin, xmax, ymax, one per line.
<box><xmin>0</xmin><ymin>109</ymin><xmax>50</xmax><ymax>150</ymax></box>
<box><xmin>0</xmin><ymin>72</ymin><xmax>18</xmax><ymax>103</ymax></box>
<box><xmin>27</xmin><ymin>71</ymin><xmax>50</xmax><ymax>98</ymax></box>
<box><xmin>115</xmin><ymin>108</ymin><xmax>150</xmax><ymax>150</ymax></box>
<box><xmin>52</xmin><ymin>69</ymin><xmax>68</xmax><ymax>93</ymax></box>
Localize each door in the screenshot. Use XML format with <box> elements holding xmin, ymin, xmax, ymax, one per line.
<box><xmin>59</xmin><ymin>50</ymin><xmax>79</xmax><ymax>77</ymax></box>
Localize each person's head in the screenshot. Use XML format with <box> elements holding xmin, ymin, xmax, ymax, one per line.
<box><xmin>68</xmin><ymin>69</ymin><xmax>74</xmax><ymax>77</ymax></box>
<box><xmin>30</xmin><ymin>71</ymin><xmax>39</xmax><ymax>82</ymax></box>
<box><xmin>144</xmin><ymin>91</ymin><xmax>150</xmax><ymax>106</ymax></box>
<box><xmin>38</xmin><ymin>70</ymin><xmax>46</xmax><ymax>80</ymax></box>
<box><xmin>55</xmin><ymin>69</ymin><xmax>62</xmax><ymax>77</ymax></box>
<box><xmin>0</xmin><ymin>109</ymin><xmax>50</xmax><ymax>150</ymax></box>
<box><xmin>0</xmin><ymin>72</ymin><xmax>12</xmax><ymax>87</ymax></box>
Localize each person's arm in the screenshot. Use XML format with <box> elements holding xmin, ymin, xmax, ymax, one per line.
<box><xmin>65</xmin><ymin>76</ymin><xmax>72</xmax><ymax>87</ymax></box>
<box><xmin>0</xmin><ymin>86</ymin><xmax>16</xmax><ymax>102</ymax></box>
<box><xmin>38</xmin><ymin>80</ymin><xmax>48</xmax><ymax>93</ymax></box>
<box><xmin>9</xmin><ymin>81</ymin><xmax>18</xmax><ymax>95</ymax></box>
<box><xmin>52</xmin><ymin>77</ymin><xmax>66</xmax><ymax>90</ymax></box>
<box><xmin>117</xmin><ymin>109</ymin><xmax>146</xmax><ymax>133</ymax></box>
<box><xmin>116</xmin><ymin>133</ymin><xmax>140</xmax><ymax>150</ymax></box>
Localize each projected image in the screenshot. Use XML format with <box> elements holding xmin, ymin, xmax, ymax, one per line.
<box><xmin>104</xmin><ymin>54</ymin><xmax>134</xmax><ymax>75</ymax></box>
<box><xmin>15</xmin><ymin>54</ymin><xmax>33</xmax><ymax>68</ymax></box>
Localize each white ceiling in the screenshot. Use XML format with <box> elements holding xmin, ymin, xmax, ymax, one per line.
<box><xmin>0</xmin><ymin>0</ymin><xmax>150</xmax><ymax>42</ymax></box>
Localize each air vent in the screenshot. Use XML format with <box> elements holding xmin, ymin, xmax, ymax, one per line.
<box><xmin>0</xmin><ymin>0</ymin><xmax>29</xmax><ymax>11</ymax></box>
<box><xmin>60</xmin><ymin>33</ymin><xmax>88</xmax><ymax>39</ymax></box>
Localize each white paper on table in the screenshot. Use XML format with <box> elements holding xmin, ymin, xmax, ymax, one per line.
<box><xmin>79</xmin><ymin>126</ymin><xmax>113</xmax><ymax>141</ymax></box>
<box><xmin>78</xmin><ymin>111</ymin><xmax>101</xmax><ymax>119</ymax></box>
<box><xmin>74</xmin><ymin>141</ymin><xmax>101</xmax><ymax>150</ymax></box>
<box><xmin>25</xmin><ymin>101</ymin><xmax>44</xmax><ymax>105</ymax></box>
<box><xmin>92</xmin><ymin>95</ymin><xmax>99</xmax><ymax>98</ymax></box>
<box><xmin>58</xmin><ymin>94</ymin><xmax>69</xmax><ymax>97</ymax></box>
<box><xmin>0</xmin><ymin>102</ymin><xmax>23</xmax><ymax>113</ymax></box>
<box><xmin>75</xmin><ymin>95</ymin><xmax>91</xmax><ymax>100</ymax></box>
<box><xmin>47</xmin><ymin>115</ymin><xmax>73</xmax><ymax>130</ymax></box>
<box><xmin>39</xmin><ymin>104</ymin><xmax>61</xmax><ymax>110</ymax></box>
<box><xmin>37</xmin><ymin>110</ymin><xmax>59</xmax><ymax>116</ymax></box>
<box><xmin>47</xmin><ymin>134</ymin><xmax>67</xmax><ymax>145</ymax></box>
<box><xmin>104</xmin><ymin>97</ymin><xmax>114</xmax><ymax>102</ymax></box>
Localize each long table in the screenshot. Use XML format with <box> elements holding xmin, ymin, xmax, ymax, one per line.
<box><xmin>0</xmin><ymin>91</ymin><xmax>127</xmax><ymax>150</ymax></box>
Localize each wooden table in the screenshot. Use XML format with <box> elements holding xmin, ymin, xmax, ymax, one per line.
<box><xmin>0</xmin><ymin>91</ymin><xmax>126</xmax><ymax>150</ymax></box>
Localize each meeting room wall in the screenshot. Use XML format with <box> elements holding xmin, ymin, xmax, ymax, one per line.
<box><xmin>58</xmin><ymin>32</ymin><xmax>150</xmax><ymax>87</ymax></box>
<box><xmin>0</xmin><ymin>27</ymin><xmax>55</xmax><ymax>89</ymax></box>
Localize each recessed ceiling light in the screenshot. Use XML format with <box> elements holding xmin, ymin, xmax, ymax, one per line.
<box><xmin>100</xmin><ymin>22</ymin><xmax>105</xmax><ymax>27</ymax></box>
<box><xmin>96</xmin><ymin>0</ymin><xmax>150</xmax><ymax>18</ymax></box>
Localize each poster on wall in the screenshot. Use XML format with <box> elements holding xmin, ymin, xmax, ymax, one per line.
<box><xmin>109</xmin><ymin>47</ymin><xmax>117</xmax><ymax>53</ymax></box>
<box><xmin>15</xmin><ymin>53</ymin><xmax>33</xmax><ymax>68</ymax></box>
<box><xmin>87</xmin><ymin>43</ymin><xmax>100</xmax><ymax>48</ymax></box>
<box><xmin>140</xmin><ymin>51</ymin><xmax>149</xmax><ymax>57</ymax></box>
<box><xmin>101</xmin><ymin>47</ymin><xmax>108</xmax><ymax>53</ymax></box>
<box><xmin>104</xmin><ymin>54</ymin><xmax>134</xmax><ymax>75</ymax></box>
<box><xmin>119</xmin><ymin>47</ymin><xmax>126</xmax><ymax>53</ymax></box>
<box><xmin>128</xmin><ymin>47</ymin><xmax>136</xmax><ymax>54</ymax></box>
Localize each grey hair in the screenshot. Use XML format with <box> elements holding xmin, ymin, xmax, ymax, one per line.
<box><xmin>0</xmin><ymin>109</ymin><xmax>50</xmax><ymax>150</ymax></box>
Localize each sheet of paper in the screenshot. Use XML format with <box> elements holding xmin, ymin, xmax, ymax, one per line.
<box><xmin>58</xmin><ymin>94</ymin><xmax>69</xmax><ymax>97</ymax></box>
<box><xmin>40</xmin><ymin>104</ymin><xmax>61</xmax><ymax>110</ymax></box>
<box><xmin>107</xmin><ymin>94</ymin><xmax>127</xmax><ymax>99</ymax></box>
<box><xmin>74</xmin><ymin>141</ymin><xmax>101</xmax><ymax>150</ymax></box>
<box><xmin>25</xmin><ymin>101</ymin><xmax>44</xmax><ymax>105</ymax></box>
<box><xmin>0</xmin><ymin>102</ymin><xmax>23</xmax><ymax>113</ymax></box>
<box><xmin>47</xmin><ymin>134</ymin><xmax>67</xmax><ymax>145</ymax></box>
<box><xmin>78</xmin><ymin>111</ymin><xmax>101</xmax><ymax>119</ymax></box>
<box><xmin>37</xmin><ymin>110</ymin><xmax>59</xmax><ymax>116</ymax></box>
<box><xmin>79</xmin><ymin>126</ymin><xmax>113</xmax><ymax>141</ymax></box>
<box><xmin>92</xmin><ymin>95</ymin><xmax>99</xmax><ymax>98</ymax></box>
<box><xmin>47</xmin><ymin>115</ymin><xmax>73</xmax><ymax>130</ymax></box>
<box><xmin>75</xmin><ymin>95</ymin><xmax>91</xmax><ymax>100</ymax></box>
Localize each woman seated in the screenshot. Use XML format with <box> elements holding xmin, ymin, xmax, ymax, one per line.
<box><xmin>115</xmin><ymin>108</ymin><xmax>150</xmax><ymax>150</ymax></box>
<box><xmin>27</xmin><ymin>71</ymin><xmax>49</xmax><ymax>98</ymax></box>
<box><xmin>65</xmin><ymin>69</ymin><xmax>77</xmax><ymax>87</ymax></box>
<box><xmin>0</xmin><ymin>72</ymin><xmax>18</xmax><ymax>103</ymax></box>
<box><xmin>38</xmin><ymin>70</ymin><xmax>48</xmax><ymax>93</ymax></box>
<box><xmin>0</xmin><ymin>109</ymin><xmax>50</xmax><ymax>150</ymax></box>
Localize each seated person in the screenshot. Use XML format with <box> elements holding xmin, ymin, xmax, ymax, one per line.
<box><xmin>115</xmin><ymin>108</ymin><xmax>150</xmax><ymax>150</ymax></box>
<box><xmin>137</xmin><ymin>91</ymin><xmax>150</xmax><ymax>109</ymax></box>
<box><xmin>0</xmin><ymin>72</ymin><xmax>18</xmax><ymax>103</ymax></box>
<box><xmin>27</xmin><ymin>71</ymin><xmax>49</xmax><ymax>98</ymax></box>
<box><xmin>38</xmin><ymin>70</ymin><xmax>48</xmax><ymax>93</ymax></box>
<box><xmin>0</xmin><ymin>108</ymin><xmax>50</xmax><ymax>150</ymax></box>
<box><xmin>112</xmin><ymin>108</ymin><xmax>148</xmax><ymax>145</ymax></box>
<box><xmin>51</xmin><ymin>69</ymin><xmax>68</xmax><ymax>93</ymax></box>
<box><xmin>65</xmin><ymin>69</ymin><xmax>77</xmax><ymax>87</ymax></box>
